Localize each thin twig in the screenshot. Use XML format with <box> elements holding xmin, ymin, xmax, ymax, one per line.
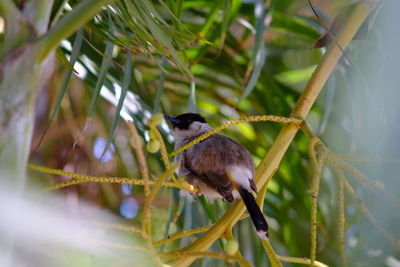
<box><xmin>95</xmin><ymin>239</ymin><xmax>164</xmax><ymax>266</ymax></box>
<box><xmin>127</xmin><ymin>122</ymin><xmax>151</xmax><ymax>237</ymax></box>
<box><xmin>170</xmin><ymin>115</ymin><xmax>302</xmax><ymax>157</ymax></box>
<box><xmin>160</xmin><ymin>251</ymin><xmax>251</xmax><ymax>267</ymax></box>
<box><xmin>308</xmin><ymin>138</ymin><xmax>325</xmax><ymax>266</ymax></box>
<box><xmin>28</xmin><ymin>163</ymin><xmax>195</xmax><ymax>192</ymax></box>
<box><xmin>337</xmin><ymin>172</ymin><xmax>347</xmax><ymax>266</ymax></box>
<box><xmin>89</xmin><ymin>221</ymin><xmax>147</xmax><ymax>239</ymax></box>
<box><xmin>171</xmin><ymin>3</ymin><xmax>373</xmax><ymax>265</ymax></box>
<box><xmin>277</xmin><ymin>255</ymin><xmax>329</xmax><ymax>267</ymax></box>
<box><xmin>149</xmin><ymin>122</ymin><xmax>178</xmax><ymax>182</ymax></box>
<box><xmin>148</xmin><ymin>164</ymin><xmax>179</xmax><ymax>205</ymax></box>
<box><xmin>261</xmin><ymin>239</ymin><xmax>283</xmax><ymax>267</ymax></box>
<box><xmin>154</xmin><ymin>225</ymin><xmax>212</xmax><ymax>247</ymax></box>
<box><xmin>223</xmin><ymin>228</ymin><xmax>247</xmax><ymax>263</ymax></box>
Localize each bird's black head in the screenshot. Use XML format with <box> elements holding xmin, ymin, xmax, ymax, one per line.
<box><xmin>164</xmin><ymin>113</ymin><xmax>207</xmax><ymax>129</ymax></box>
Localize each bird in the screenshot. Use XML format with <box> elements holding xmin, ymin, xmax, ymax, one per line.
<box><xmin>164</xmin><ymin>112</ymin><xmax>269</xmax><ymax>239</ymax></box>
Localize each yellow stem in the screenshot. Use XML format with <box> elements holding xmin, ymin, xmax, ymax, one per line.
<box><xmin>277</xmin><ymin>255</ymin><xmax>329</xmax><ymax>267</ymax></box>
<box><xmin>148</xmin><ymin>164</ymin><xmax>179</xmax><ymax>205</ymax></box>
<box><xmin>28</xmin><ymin>163</ymin><xmax>195</xmax><ymax>192</ymax></box>
<box><xmin>309</xmin><ymin>144</ymin><xmax>324</xmax><ymax>266</ymax></box>
<box><xmin>170</xmin><ymin>115</ymin><xmax>302</xmax><ymax>157</ymax></box>
<box><xmin>89</xmin><ymin>221</ymin><xmax>163</xmax><ymax>265</ymax></box>
<box><xmin>127</xmin><ymin>122</ymin><xmax>152</xmax><ymax>237</ymax></box>
<box><xmin>95</xmin><ymin>240</ymin><xmax>149</xmax><ymax>252</ymax></box>
<box><xmin>160</xmin><ymin>251</ymin><xmax>251</xmax><ymax>267</ymax></box>
<box><xmin>44</xmin><ymin>178</ymin><xmax>193</xmax><ymax>192</ymax></box>
<box><xmin>223</xmin><ymin>228</ymin><xmax>247</xmax><ymax>265</ymax></box>
<box><xmin>337</xmin><ymin>172</ymin><xmax>347</xmax><ymax>266</ymax></box>
<box><xmin>262</xmin><ymin>239</ymin><xmax>283</xmax><ymax>267</ymax></box>
<box><xmin>89</xmin><ymin>221</ymin><xmax>147</xmax><ymax>238</ymax></box>
<box><xmin>149</xmin><ymin>122</ymin><xmax>178</xmax><ymax>182</ymax></box>
<box><xmin>172</xmin><ymin>3</ymin><xmax>373</xmax><ymax>266</ymax></box>
<box><xmin>308</xmin><ymin>137</ymin><xmax>321</xmax><ymax>168</ymax></box>
<box><xmin>256</xmin><ymin>170</ymin><xmax>275</xmax><ymax>207</ymax></box>
<box><xmin>153</xmin><ymin>225</ymin><xmax>212</xmax><ymax>247</ymax></box>
<box><xmin>256</xmin><ymin>180</ymin><xmax>282</xmax><ymax>267</ymax></box>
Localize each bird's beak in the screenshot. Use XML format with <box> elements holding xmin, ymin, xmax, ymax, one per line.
<box><xmin>164</xmin><ymin>115</ymin><xmax>181</xmax><ymax>125</ymax></box>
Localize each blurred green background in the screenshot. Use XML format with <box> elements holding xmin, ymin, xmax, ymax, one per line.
<box><xmin>1</xmin><ymin>0</ymin><xmax>399</xmax><ymax>266</ymax></box>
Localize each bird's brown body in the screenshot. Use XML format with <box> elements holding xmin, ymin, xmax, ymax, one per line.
<box><xmin>178</xmin><ymin>134</ymin><xmax>256</xmax><ymax>202</ymax></box>
<box><xmin>165</xmin><ymin>113</ymin><xmax>269</xmax><ymax>239</ymax></box>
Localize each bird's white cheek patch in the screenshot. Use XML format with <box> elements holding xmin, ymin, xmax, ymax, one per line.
<box><xmin>227</xmin><ymin>165</ymin><xmax>253</xmax><ymax>190</ymax></box>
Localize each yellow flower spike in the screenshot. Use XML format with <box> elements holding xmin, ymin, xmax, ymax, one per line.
<box><xmin>153</xmin><ymin>225</ymin><xmax>212</xmax><ymax>247</ymax></box>
<box><xmin>148</xmin><ymin>129</ymin><xmax>156</xmax><ymax>139</ymax></box>
<box><xmin>147</xmin><ymin>139</ymin><xmax>160</xmax><ymax>153</ymax></box>
<box><xmin>27</xmin><ymin>164</ymin><xmax>196</xmax><ymax>192</ymax></box>
<box><xmin>149</xmin><ymin>113</ymin><xmax>164</xmax><ymax>125</ymax></box>
<box><xmin>224</xmin><ymin>240</ymin><xmax>239</xmax><ymax>256</ymax></box>
<box><xmin>148</xmin><ymin>119</ymin><xmax>178</xmax><ymax>183</ymax></box>
<box><xmin>169</xmin><ymin>115</ymin><xmax>302</xmax><ymax>157</ymax></box>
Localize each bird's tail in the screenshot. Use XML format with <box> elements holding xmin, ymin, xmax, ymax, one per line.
<box><xmin>238</xmin><ymin>186</ymin><xmax>269</xmax><ymax>239</ymax></box>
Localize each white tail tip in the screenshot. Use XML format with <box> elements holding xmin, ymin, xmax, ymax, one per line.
<box><xmin>257</xmin><ymin>230</ymin><xmax>269</xmax><ymax>240</ymax></box>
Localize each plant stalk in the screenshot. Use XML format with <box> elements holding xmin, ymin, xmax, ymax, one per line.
<box><xmin>172</xmin><ymin>2</ymin><xmax>373</xmax><ymax>266</ymax></box>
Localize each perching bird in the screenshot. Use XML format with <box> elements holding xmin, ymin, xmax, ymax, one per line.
<box><xmin>165</xmin><ymin>113</ymin><xmax>269</xmax><ymax>239</ymax></box>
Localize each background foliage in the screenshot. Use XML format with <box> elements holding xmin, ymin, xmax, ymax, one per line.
<box><xmin>1</xmin><ymin>0</ymin><xmax>399</xmax><ymax>266</ymax></box>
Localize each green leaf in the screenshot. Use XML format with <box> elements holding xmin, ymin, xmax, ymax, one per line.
<box><xmin>114</xmin><ymin>0</ymin><xmax>193</xmax><ymax>77</ymax></box>
<box><xmin>270</xmin><ymin>12</ymin><xmax>320</xmax><ymax>40</ymax></box>
<box><xmin>188</xmin><ymin>78</ymin><xmax>197</xmax><ymax>113</ymax></box>
<box><xmin>103</xmin><ymin>51</ymin><xmax>132</xmax><ymax>158</ymax></box>
<box><xmin>175</xmin><ymin>0</ymin><xmax>183</xmax><ymax>18</ymax></box>
<box><xmin>160</xmin><ymin>188</ymin><xmax>177</xmax><ymax>252</ymax></box>
<box><xmin>87</xmin><ymin>40</ymin><xmax>114</xmax><ymax>119</ymax></box>
<box><xmin>199</xmin><ymin>2</ymin><xmax>219</xmax><ymax>37</ymax></box>
<box><xmin>49</xmin><ymin>28</ymin><xmax>84</xmax><ymax>122</ymax></box>
<box><xmin>198</xmin><ymin>196</ymin><xmax>224</xmax><ymax>249</ymax></box>
<box><xmin>37</xmin><ymin>0</ymin><xmax>117</xmax><ymax>61</ymax></box>
<box><xmin>239</xmin><ymin>0</ymin><xmax>268</xmax><ymax>102</ymax></box>
<box><xmin>153</xmin><ymin>55</ymin><xmax>167</xmax><ymax>113</ymax></box>
<box><xmin>275</xmin><ymin>65</ymin><xmax>316</xmax><ymax>86</ymax></box>
<box><xmin>198</xmin><ymin>196</ymin><xmax>217</xmax><ymax>223</ymax></box>
<box><xmin>219</xmin><ymin>0</ymin><xmax>231</xmax><ymax>48</ymax></box>
<box><xmin>55</xmin><ymin>47</ymin><xmax>75</xmax><ymax>72</ymax></box>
